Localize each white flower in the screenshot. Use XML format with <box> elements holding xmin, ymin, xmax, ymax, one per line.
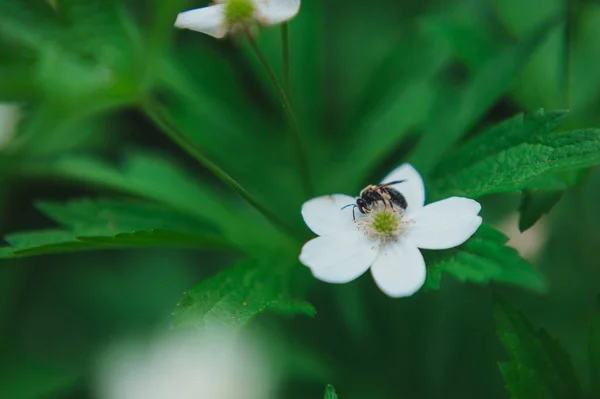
<box><xmin>175</xmin><ymin>0</ymin><xmax>301</xmax><ymax>38</ymax></box>
<box><xmin>0</xmin><ymin>103</ymin><xmax>21</xmax><ymax>149</ymax></box>
<box><xmin>94</xmin><ymin>329</ymin><xmax>275</xmax><ymax>399</ymax></box>
<box><xmin>299</xmin><ymin>164</ymin><xmax>483</xmax><ymax>298</ymax></box>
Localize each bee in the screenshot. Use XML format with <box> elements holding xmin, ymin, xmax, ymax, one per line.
<box><xmin>342</xmin><ymin>180</ymin><xmax>408</xmax><ymax>220</ymax></box>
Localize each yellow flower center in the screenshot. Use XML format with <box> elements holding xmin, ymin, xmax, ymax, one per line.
<box><xmin>356</xmin><ymin>205</ymin><xmax>411</xmax><ymax>246</ymax></box>
<box><xmin>372</xmin><ymin>210</ymin><xmax>399</xmax><ymax>235</ymax></box>
<box><xmin>224</xmin><ymin>0</ymin><xmax>256</xmax><ymax>24</ymax></box>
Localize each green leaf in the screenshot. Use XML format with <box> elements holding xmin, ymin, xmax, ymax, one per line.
<box><xmin>0</xmin><ymin>199</ymin><xmax>230</xmax><ymax>258</ymax></box>
<box><xmin>324</xmin><ymin>384</ymin><xmax>339</xmax><ymax>399</ymax></box>
<box><xmin>432</xmin><ymin>110</ymin><xmax>593</xmax><ymax>222</ymax></box>
<box><xmin>494</xmin><ymin>298</ymin><xmax>584</xmax><ymax>399</ymax></box>
<box><xmin>436</xmin><ymin>109</ymin><xmax>569</xmax><ymax>177</ymax></box>
<box><xmin>590</xmin><ymin>295</ymin><xmax>600</xmax><ymax>397</ymax></box>
<box><xmin>171</xmin><ymin>259</ymin><xmax>315</xmax><ymax>331</ymax></box>
<box><xmin>1</xmin><ymin>230</ymin><xmax>98</xmax><ymax>257</ymax></box>
<box><xmin>428</xmin><ymin>224</ymin><xmax>546</xmax><ymax>292</ymax></box>
<box><xmin>518</xmin><ymin>190</ymin><xmax>563</xmax><ymax>232</ymax></box>
<box><xmin>21</xmin><ymin>152</ymin><xmax>274</xmax><ymax>251</ymax></box>
<box><xmin>35</xmin><ymin>198</ymin><xmax>214</xmax><ymax>237</ymax></box>
<box><xmin>434</xmin><ymin>127</ymin><xmax>600</xmax><ymax>199</ymax></box>
<box><xmin>409</xmin><ymin>16</ymin><xmax>560</xmax><ymax>175</ymax></box>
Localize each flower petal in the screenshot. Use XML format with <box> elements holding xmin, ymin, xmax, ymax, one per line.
<box><xmin>175</xmin><ymin>5</ymin><xmax>227</xmax><ymax>38</ymax></box>
<box><xmin>301</xmin><ymin>194</ymin><xmax>357</xmax><ymax>236</ymax></box>
<box><xmin>379</xmin><ymin>163</ymin><xmax>425</xmax><ymax>215</ymax></box>
<box><xmin>370</xmin><ymin>242</ymin><xmax>426</xmax><ymax>298</ymax></box>
<box><xmin>407</xmin><ymin>197</ymin><xmax>482</xmax><ymax>250</ymax></box>
<box><xmin>255</xmin><ymin>0</ymin><xmax>301</xmax><ymax>26</ymax></box>
<box><xmin>299</xmin><ymin>232</ymin><xmax>377</xmax><ymax>283</ymax></box>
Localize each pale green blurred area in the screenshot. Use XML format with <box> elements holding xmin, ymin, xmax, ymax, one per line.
<box><xmin>1</xmin><ymin>0</ymin><xmax>600</xmax><ymax>398</ymax></box>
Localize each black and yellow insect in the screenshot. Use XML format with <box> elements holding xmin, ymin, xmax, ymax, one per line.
<box><xmin>343</xmin><ymin>180</ymin><xmax>408</xmax><ymax>220</ymax></box>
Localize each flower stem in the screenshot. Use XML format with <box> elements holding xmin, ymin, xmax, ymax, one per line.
<box><xmin>280</xmin><ymin>23</ymin><xmax>291</xmax><ymax>97</ymax></box>
<box><xmin>246</xmin><ymin>33</ymin><xmax>313</xmax><ymax>197</ymax></box>
<box><xmin>141</xmin><ymin>97</ymin><xmax>298</xmax><ymax>239</ymax></box>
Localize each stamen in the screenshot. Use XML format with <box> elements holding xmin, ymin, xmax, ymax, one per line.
<box><xmin>354</xmin><ymin>204</ymin><xmax>412</xmax><ymax>246</ymax></box>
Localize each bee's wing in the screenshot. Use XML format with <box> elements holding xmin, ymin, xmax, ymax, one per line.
<box><xmin>379</xmin><ymin>163</ymin><xmax>425</xmax><ymax>211</ymax></box>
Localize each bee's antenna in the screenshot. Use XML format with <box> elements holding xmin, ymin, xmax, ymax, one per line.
<box><xmin>341</xmin><ymin>203</ymin><xmax>357</xmax><ymax>220</ymax></box>
<box><xmin>384</xmin><ymin>179</ymin><xmax>407</xmax><ymax>185</ymax></box>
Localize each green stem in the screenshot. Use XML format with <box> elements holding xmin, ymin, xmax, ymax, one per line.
<box><xmin>246</xmin><ymin>33</ymin><xmax>313</xmax><ymax>197</ymax></box>
<box><xmin>281</xmin><ymin>23</ymin><xmax>291</xmax><ymax>97</ymax></box>
<box><xmin>142</xmin><ymin>97</ymin><xmax>298</xmax><ymax>239</ymax></box>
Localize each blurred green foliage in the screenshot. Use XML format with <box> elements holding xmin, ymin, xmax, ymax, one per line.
<box><xmin>2</xmin><ymin>0</ymin><xmax>600</xmax><ymax>398</ymax></box>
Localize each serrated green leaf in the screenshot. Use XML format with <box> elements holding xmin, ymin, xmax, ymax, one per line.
<box><xmin>171</xmin><ymin>259</ymin><xmax>315</xmax><ymax>331</ymax></box>
<box><xmin>436</xmin><ymin>109</ymin><xmax>569</xmax><ymax>176</ymax></box>
<box><xmin>35</xmin><ymin>198</ymin><xmax>214</xmax><ymax>237</ymax></box>
<box><xmin>433</xmin><ymin>110</ymin><xmax>593</xmax><ymax>221</ymax></box>
<box><xmin>494</xmin><ymin>298</ymin><xmax>584</xmax><ymax>399</ymax></box>
<box><xmin>518</xmin><ymin>190</ymin><xmax>563</xmax><ymax>232</ymax></box>
<box><xmin>0</xmin><ymin>199</ymin><xmax>231</xmax><ymax>258</ymax></box>
<box><xmin>524</xmin><ymin>168</ymin><xmax>591</xmax><ymax>191</ymax></box>
<box><xmin>410</xmin><ymin>16</ymin><xmax>560</xmax><ymax>175</ymax></box>
<box><xmin>434</xmin><ymin>128</ymin><xmax>600</xmax><ymax>199</ymax></box>
<box><xmin>3</xmin><ymin>230</ymin><xmax>95</xmax><ymax>255</ymax></box>
<box><xmin>324</xmin><ymin>384</ymin><xmax>339</xmax><ymax>399</ymax></box>
<box><xmin>0</xmin><ymin>230</ymin><xmax>226</xmax><ymax>259</ymax></box>
<box><xmin>20</xmin><ymin>152</ymin><xmax>274</xmax><ymax>251</ymax></box>
<box><xmin>590</xmin><ymin>295</ymin><xmax>600</xmax><ymax>396</ymax></box>
<box><xmin>427</xmin><ymin>224</ymin><xmax>546</xmax><ymax>292</ymax></box>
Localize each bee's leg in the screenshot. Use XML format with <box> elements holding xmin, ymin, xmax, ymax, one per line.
<box><xmin>384</xmin><ymin>198</ymin><xmax>391</xmax><ymax>209</ymax></box>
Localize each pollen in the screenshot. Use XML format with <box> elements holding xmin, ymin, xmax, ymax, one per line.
<box><xmin>224</xmin><ymin>0</ymin><xmax>256</xmax><ymax>24</ymax></box>
<box><xmin>356</xmin><ymin>205</ymin><xmax>411</xmax><ymax>246</ymax></box>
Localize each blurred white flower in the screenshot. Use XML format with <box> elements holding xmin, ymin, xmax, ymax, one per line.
<box><xmin>299</xmin><ymin>164</ymin><xmax>483</xmax><ymax>298</ymax></box>
<box><xmin>95</xmin><ymin>329</ymin><xmax>275</xmax><ymax>399</ymax></box>
<box><xmin>0</xmin><ymin>104</ymin><xmax>21</xmax><ymax>149</ymax></box>
<box><xmin>175</xmin><ymin>0</ymin><xmax>301</xmax><ymax>38</ymax></box>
